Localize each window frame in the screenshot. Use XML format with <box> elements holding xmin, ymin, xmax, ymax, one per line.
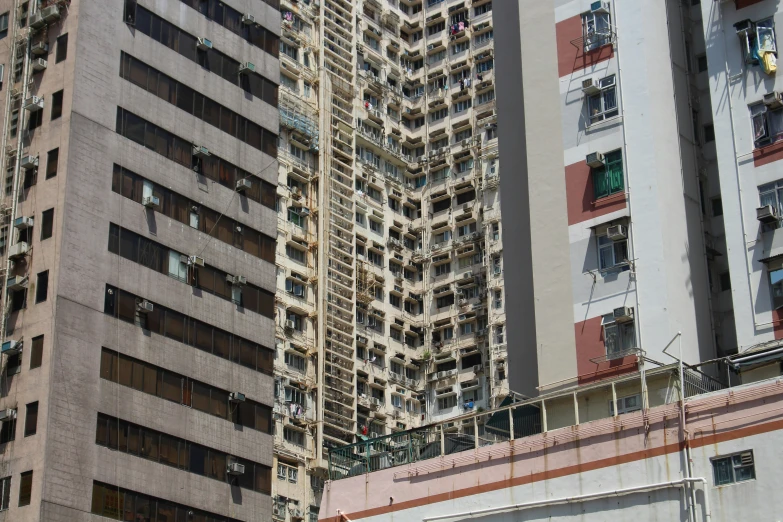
<box><xmin>587</xmin><ymin>75</ymin><xmax>618</xmax><ymax>125</ymax></box>
<box><xmin>712</xmin><ymin>451</ymin><xmax>756</xmax><ymax>486</ymax></box>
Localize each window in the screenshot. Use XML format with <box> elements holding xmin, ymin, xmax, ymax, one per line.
<box><xmin>286</xmin><ymin>312</ymin><xmax>305</xmax><ymax>332</ymax></box>
<box><xmin>602</xmin><ymin>313</ymin><xmax>635</xmax><ymax>356</ymax></box>
<box><xmin>592</xmin><ymin>150</ymin><xmax>624</xmax><ymax>199</ymax></box>
<box><xmin>460</xmin><ymin>322</ymin><xmax>474</xmax><ymax>335</ymax></box>
<box><xmin>587</xmin><ymin>75</ymin><xmax>618</xmax><ymax>125</ymax></box>
<box><xmin>454</xmin><ymin>99</ymin><xmax>472</xmax><ymax>113</ymax></box>
<box><xmin>739</xmin><ymin>18</ymin><xmax>776</xmax><ymax>67</ymax></box>
<box><xmin>476</xmin><ymin>58</ymin><xmax>494</xmax><ymax>73</ymax></box>
<box><xmin>287</xmin><ymin>244</ymin><xmax>306</xmax><ymax>263</ymax></box>
<box><xmin>56</xmin><ymin>34</ymin><xmax>68</xmax><ymax>63</ymax></box>
<box><xmin>759</xmin><ymin>179</ymin><xmax>783</xmax><ymax>219</ymax></box>
<box><xmin>609</xmin><ymin>394</ymin><xmax>641</xmax><ymax>415</ymax></box>
<box><xmin>720</xmin><ymin>272</ymin><xmax>731</xmax><ymax>292</ymax></box>
<box><xmin>750</xmin><ymin>102</ymin><xmax>783</xmax><ymax>147</ymax></box>
<box><xmin>438</xmin><ymin>395</ymin><xmax>457</xmax><ymax>410</ymax></box>
<box><xmin>436</xmin><ymin>293</ymin><xmax>454</xmax><ymax>308</ymax></box>
<box><xmin>455</xmin><ymin>158</ymin><xmax>474</xmax><ymax>173</ymax></box>
<box><xmin>597</xmin><ymin>234</ymin><xmax>628</xmax><ymax>270</ymax></box>
<box><xmin>40</xmin><ymin>209</ymin><xmax>53</xmax><ymax>240</ymax></box>
<box><xmin>29</xmin><ymin>335</ymin><xmax>43</xmax><ymax>369</ymax></box>
<box><xmin>288</xmin><ymin>207</ymin><xmax>306</xmax><ymax>228</ymax></box>
<box><xmin>475</xmin><ymin>30</ymin><xmax>493</xmax><ymax>46</ymax></box>
<box><xmin>712</xmin><ymin>197</ymin><xmax>723</xmax><ymax>217</ymax></box>
<box><xmin>697</xmin><ymin>54</ymin><xmax>708</xmax><ymax>73</ymax></box>
<box><xmin>476</xmin><ymin>89</ymin><xmax>495</xmax><ymax>105</ymax></box>
<box><xmin>51</xmin><ymin>90</ymin><xmax>64</xmax><ymax>120</ymax></box>
<box><xmin>495</xmin><ymin>325</ymin><xmax>504</xmax><ymax>344</ymax></box>
<box><xmin>278</xmin><ymin>462</ymin><xmax>298</xmax><ymax>483</ymax></box>
<box><xmin>35</xmin><ymin>271</ymin><xmax>49</xmax><ymax>304</ymax></box>
<box><xmin>0</xmin><ymin>410</ymin><xmax>15</xmax><ymax>443</ymax></box>
<box><xmin>284</xmin><ymin>427</ymin><xmax>305</xmax><ymax>446</ymax></box>
<box><xmin>369</xmin><ymin>219</ymin><xmax>382</xmax><ymax>234</ymax></box>
<box><xmin>582</xmin><ymin>9</ymin><xmax>611</xmax><ymax>51</ymax></box>
<box><xmin>491</xmin><ymin>223</ymin><xmax>500</xmax><ymax>241</ymax></box>
<box><xmin>18</xmin><ymin>471</ymin><xmax>31</xmax><ymax>507</ymax></box>
<box><xmin>45</xmin><ymin>148</ymin><xmax>59</xmax><ymax>179</ymax></box>
<box><xmin>285</xmin><ymin>278</ymin><xmax>305</xmax><ymax>298</ymax></box>
<box><xmin>430</xmin><ymin>108</ymin><xmax>448</xmax><ymax>122</ymax></box>
<box><xmin>389</xmin><ymin>294</ymin><xmax>401</xmax><ymax>308</ymax></box>
<box><xmin>452</xmin><ymin>40</ymin><xmax>469</xmax><ymax>55</ymax></box>
<box><xmin>0</xmin><ymin>12</ymin><xmax>8</xmax><ymax>40</ymax></box>
<box><xmin>474</xmin><ymin>2</ymin><xmax>492</xmax><ymax>16</ymax></box>
<box><xmin>391</xmin><ymin>394</ymin><xmax>403</xmax><ymax>409</ymax></box>
<box><xmin>23</xmin><ymin>402</ymin><xmax>37</xmax><ymax>437</ymax></box>
<box><xmin>435</xmin><ymin>262</ymin><xmax>451</xmax><ymax>276</ymax></box>
<box><xmin>0</xmin><ymin>476</ymin><xmax>9</xmax><ymax>510</ymax></box>
<box><xmin>27</xmin><ymin>110</ymin><xmax>43</xmax><ymax>131</ymax></box>
<box><xmin>704</xmin><ymin>124</ymin><xmax>715</xmax><ymax>143</ymax></box>
<box><xmin>285</xmin><ymin>351</ymin><xmax>305</xmax><ymax>372</ymax></box>
<box><xmin>712</xmin><ymin>451</ymin><xmax>756</xmax><ymax>486</ymax></box>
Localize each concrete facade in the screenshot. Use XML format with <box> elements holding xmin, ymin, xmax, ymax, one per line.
<box><xmin>0</xmin><ymin>0</ymin><xmax>280</xmax><ymax>520</ymax></box>
<box><xmin>496</xmin><ymin>0</ymin><xmax>718</xmax><ymax>396</ymax></box>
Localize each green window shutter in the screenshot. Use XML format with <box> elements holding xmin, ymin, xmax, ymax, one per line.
<box><xmin>606</xmin><ymin>151</ymin><xmax>624</xmax><ymax>195</ymax></box>
<box><xmin>593</xmin><ymin>166</ymin><xmax>609</xmax><ymax>199</ymax></box>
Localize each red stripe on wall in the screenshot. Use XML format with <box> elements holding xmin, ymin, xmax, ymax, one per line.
<box><xmin>753</xmin><ymin>141</ymin><xmax>783</xmax><ymax>168</ymax></box>
<box><xmin>735</xmin><ymin>0</ymin><xmax>765</xmax><ymax>9</ymax></box>
<box><xmin>565</xmin><ymin>160</ymin><xmax>626</xmax><ymax>226</ymax></box>
<box><xmin>556</xmin><ymin>14</ymin><xmax>614</xmax><ymax>78</ymax></box>
<box><xmin>574</xmin><ymin>316</ymin><xmax>638</xmax><ymax>384</ymax></box>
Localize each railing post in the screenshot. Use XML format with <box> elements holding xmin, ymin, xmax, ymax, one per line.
<box><xmin>573</xmin><ymin>391</ymin><xmax>579</xmax><ymax>425</ymax></box>
<box><xmin>612</xmin><ymin>382</ymin><xmax>618</xmax><ymax>418</ymax></box>
<box><xmin>508</xmin><ymin>406</ymin><xmax>515</xmax><ymax>440</ymax></box>
<box><xmin>440</xmin><ymin>426</ymin><xmax>445</xmax><ymax>456</ymax></box>
<box><xmin>474</xmin><ymin>415</ymin><xmax>479</xmax><ymax>450</ymax></box>
<box><xmin>541</xmin><ymin>400</ymin><xmax>547</xmax><ymax>433</ymax></box>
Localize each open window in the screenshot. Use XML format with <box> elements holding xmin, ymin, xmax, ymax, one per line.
<box><xmin>582</xmin><ymin>4</ymin><xmax>612</xmax><ymax>51</ymax></box>
<box><xmin>736</xmin><ymin>18</ymin><xmax>777</xmax><ymax>73</ymax></box>
<box><xmin>586</xmin><ymin>75</ymin><xmax>618</xmax><ymax>125</ymax></box>
<box><xmin>602</xmin><ymin>310</ymin><xmax>635</xmax><ymax>357</ymax></box>
<box><xmin>589</xmin><ymin>149</ymin><xmax>624</xmax><ymax>199</ymax></box>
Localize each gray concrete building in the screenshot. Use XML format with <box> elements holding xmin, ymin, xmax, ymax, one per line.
<box><xmin>0</xmin><ymin>0</ymin><xmax>280</xmax><ymax>520</ymax></box>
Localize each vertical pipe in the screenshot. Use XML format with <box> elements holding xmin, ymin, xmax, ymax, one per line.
<box><xmin>541</xmin><ymin>400</ymin><xmax>547</xmax><ymax>433</ymax></box>
<box><xmin>640</xmin><ymin>355</ymin><xmax>649</xmax><ymax>410</ymax></box>
<box><xmin>508</xmin><ymin>406</ymin><xmax>515</xmax><ymax>440</ymax></box>
<box><xmin>473</xmin><ymin>415</ymin><xmax>479</xmax><ymax>450</ymax></box>
<box><xmin>612</xmin><ymin>382</ymin><xmax>618</xmax><ymax>418</ymax></box>
<box><xmin>439</xmin><ymin>426</ymin><xmax>445</xmax><ymax>456</ymax></box>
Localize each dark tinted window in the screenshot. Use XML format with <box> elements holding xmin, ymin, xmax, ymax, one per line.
<box><xmin>55</xmin><ymin>33</ymin><xmax>68</xmax><ymax>63</ymax></box>
<box><xmin>40</xmin><ymin>209</ymin><xmax>53</xmax><ymax>240</ymax></box>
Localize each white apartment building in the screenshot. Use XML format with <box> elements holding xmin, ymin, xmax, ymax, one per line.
<box><xmin>271</xmin><ymin>0</ymin><xmax>505</xmax><ymax>520</ymax></box>
<box><xmin>702</xmin><ymin>0</ymin><xmax>783</xmax><ymax>354</ymax></box>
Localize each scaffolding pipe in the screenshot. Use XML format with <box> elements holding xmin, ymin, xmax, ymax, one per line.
<box><xmin>421</xmin><ymin>477</ymin><xmax>711</xmax><ymax>522</ymax></box>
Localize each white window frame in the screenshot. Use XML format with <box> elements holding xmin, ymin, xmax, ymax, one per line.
<box><xmin>587</xmin><ymin>75</ymin><xmax>618</xmax><ymax>125</ymax></box>
<box><xmin>602</xmin><ymin>313</ymin><xmax>636</xmax><ymax>356</ymax></box>
<box><xmin>597</xmin><ymin>234</ymin><xmax>628</xmax><ymax>270</ymax></box>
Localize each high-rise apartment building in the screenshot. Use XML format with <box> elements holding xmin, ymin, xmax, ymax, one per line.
<box><xmin>272</xmin><ymin>0</ymin><xmax>504</xmax><ymax>518</ymax></box>
<box><xmin>0</xmin><ymin>0</ymin><xmax>280</xmax><ymax>519</ymax></box>
<box><xmin>496</xmin><ymin>0</ymin><xmax>721</xmax><ymax>396</ymax></box>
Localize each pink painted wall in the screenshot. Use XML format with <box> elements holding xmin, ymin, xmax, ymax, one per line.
<box><xmin>555</xmin><ymin>15</ymin><xmax>615</xmax><ymax>78</ymax></box>
<box><xmin>565</xmin><ymin>160</ymin><xmax>627</xmax><ymax>226</ymax></box>
<box><xmin>574</xmin><ymin>316</ymin><xmax>638</xmax><ymax>384</ymax></box>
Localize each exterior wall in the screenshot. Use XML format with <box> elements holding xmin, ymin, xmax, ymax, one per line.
<box><xmin>319</xmin><ymin>377</ymin><xmax>783</xmax><ymax>522</ymax></box>
<box><xmin>701</xmin><ymin>0</ymin><xmax>783</xmax><ymax>353</ymax></box>
<box><xmin>0</xmin><ymin>0</ymin><xmax>280</xmax><ymax>520</ymax></box>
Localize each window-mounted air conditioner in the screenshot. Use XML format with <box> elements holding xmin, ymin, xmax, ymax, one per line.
<box><xmin>41</xmin><ymin>5</ymin><xmax>60</xmax><ymax>23</ymax></box>
<box><xmin>239</xmin><ymin>62</ymin><xmax>256</xmax><ymax>75</ymax></box>
<box><xmin>14</xmin><ymin>216</ymin><xmax>33</xmax><ymax>230</ymax></box>
<box><xmin>32</xmin><ymin>58</ymin><xmax>47</xmax><ymax>72</ymax></box>
<box><xmin>23</xmin><ymin>95</ymin><xmax>44</xmax><ymax>112</ymax></box>
<box><xmin>285</xmin><ymin>320</ymin><xmax>296</xmax><ymax>330</ymax></box>
<box><xmin>8</xmin><ymin>242</ymin><xmax>29</xmax><ymax>260</ymax></box>
<box><xmin>193</xmin><ymin>145</ymin><xmax>210</xmax><ymax>158</ymax></box>
<box><xmin>31</xmin><ymin>42</ymin><xmax>48</xmax><ymax>55</ymax></box>
<box><xmin>757</xmin><ymin>205</ymin><xmax>778</xmax><ymax>224</ymax></box>
<box><xmin>1</xmin><ymin>340</ymin><xmax>21</xmax><ymax>355</ymax></box>
<box><xmin>197</xmin><ymin>37</ymin><xmax>213</xmax><ymax>51</ymax></box>
<box><xmin>606</xmin><ymin>224</ymin><xmax>627</xmax><ymax>241</ymax></box>
<box><xmin>242</xmin><ymin>13</ymin><xmax>255</xmax><ymax>25</ymax></box>
<box><xmin>581</xmin><ymin>78</ymin><xmax>601</xmax><ymax>95</ymax></box>
<box><xmin>20</xmin><ymin>155</ymin><xmax>38</xmax><ymax>169</ymax></box>
<box><xmin>136</xmin><ymin>300</ymin><xmax>154</xmax><ymax>313</ymax></box>
<box><xmin>229</xmin><ymin>392</ymin><xmax>246</xmax><ymax>403</ymax></box>
<box><xmin>763</xmin><ymin>92</ymin><xmax>783</xmax><ymax>110</ymax></box>
<box><xmin>0</xmin><ymin>409</ymin><xmax>15</xmax><ymax>422</ymax></box>
<box><xmin>227</xmin><ymin>461</ymin><xmax>246</xmax><ymax>475</ymax></box>
<box><xmin>227</xmin><ymin>274</ymin><xmax>247</xmax><ymax>286</ymax></box>
<box><xmin>236</xmin><ymin>178</ymin><xmax>252</xmax><ymax>192</ymax></box>
<box><xmin>189</xmin><ymin>255</ymin><xmax>205</xmax><ymax>267</ymax></box>
<box><xmin>29</xmin><ymin>11</ymin><xmax>45</xmax><ymax>29</ymax></box>
<box><xmin>142</xmin><ymin>195</ymin><xmax>160</xmax><ymax>208</ymax></box>
<box><xmin>585</xmin><ymin>151</ymin><xmax>605</xmax><ymax>168</ymax></box>
<box><xmin>591</xmin><ymin>1</ymin><xmax>610</xmax><ymax>14</ymax></box>
<box><xmin>613</xmin><ymin>306</ymin><xmax>633</xmax><ymax>323</ymax></box>
<box><xmin>463</xmin><ymin>271</ymin><xmax>473</xmax><ymax>279</ymax></box>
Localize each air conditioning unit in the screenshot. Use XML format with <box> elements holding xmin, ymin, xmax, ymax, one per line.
<box><xmin>8</xmin><ymin>242</ymin><xmax>29</xmax><ymax>259</ymax></box>
<box><xmin>427</xmin><ymin>44</ymin><xmax>436</xmax><ymax>51</ymax></box>
<box><xmin>463</xmin><ymin>271</ymin><xmax>473</xmax><ymax>279</ymax></box>
<box><xmin>272</xmin><ymin>504</ymin><xmax>283</xmax><ymax>517</ymax></box>
<box><xmin>613</xmin><ymin>306</ymin><xmax>633</xmax><ymax>323</ymax></box>
<box><xmin>458</xmin><ymin>314</ymin><xmax>467</xmax><ymax>321</ymax></box>
<box><xmin>32</xmin><ymin>58</ymin><xmax>47</xmax><ymax>72</ymax></box>
<box><xmin>20</xmin><ymin>155</ymin><xmax>38</xmax><ymax>169</ymax></box>
<box><xmin>136</xmin><ymin>300</ymin><xmax>154</xmax><ymax>313</ymax></box>
<box><xmin>357</xmin><ymin>335</ymin><xmax>368</xmax><ymax>344</ymax></box>
<box><xmin>290</xmin><ymin>508</ymin><xmax>303</xmax><ymax>519</ymax></box>
<box><xmin>29</xmin><ymin>12</ymin><xmax>45</xmax><ymax>29</ymax></box>
<box><xmin>1</xmin><ymin>340</ymin><xmax>21</xmax><ymax>355</ymax></box>
<box><xmin>239</xmin><ymin>62</ymin><xmax>256</xmax><ymax>75</ymax></box>
<box><xmin>590</xmin><ymin>0</ymin><xmax>610</xmax><ymax>14</ymax></box>
<box><xmin>189</xmin><ymin>255</ymin><xmax>205</xmax><ymax>267</ymax></box>
<box><xmin>242</xmin><ymin>13</ymin><xmax>255</xmax><ymax>25</ymax></box>
<box><xmin>193</xmin><ymin>145</ymin><xmax>210</xmax><ymax>158</ymax></box>
<box><xmin>291</xmin><ymin>187</ymin><xmax>302</xmax><ymax>198</ymax></box>
<box><xmin>764</xmin><ymin>92</ymin><xmax>783</xmax><ymax>109</ymax></box>
<box><xmin>227</xmin><ymin>461</ymin><xmax>246</xmax><ymax>475</ymax></box>
<box><xmin>31</xmin><ymin>41</ymin><xmax>48</xmax><ymax>55</ymax></box>
<box><xmin>757</xmin><ymin>205</ymin><xmax>778</xmax><ymax>224</ymax></box>
<box><xmin>285</xmin><ymin>320</ymin><xmax>296</xmax><ymax>330</ymax></box>
<box><xmin>236</xmin><ymin>178</ymin><xmax>252</xmax><ymax>192</ymax></box>
<box><xmin>142</xmin><ymin>195</ymin><xmax>160</xmax><ymax>208</ymax></box>
<box><xmin>0</xmin><ymin>409</ymin><xmax>14</xmax><ymax>422</ymax></box>
<box><xmin>23</xmin><ymin>95</ymin><xmax>44</xmax><ymax>112</ymax></box>
<box><xmin>197</xmin><ymin>37</ymin><xmax>213</xmax><ymax>51</ymax></box>
<box><xmin>233</xmin><ymin>275</ymin><xmax>248</xmax><ymax>286</ymax></box>
<box><xmin>734</xmin><ymin>19</ymin><xmax>753</xmax><ymax>35</ymax></box>
<box><xmin>582</xmin><ymin>78</ymin><xmax>601</xmax><ymax>95</ymax></box>
<box><xmin>586</xmin><ymin>152</ymin><xmax>605</xmax><ymax>168</ymax></box>
<box><xmin>606</xmin><ymin>224</ymin><xmax>627</xmax><ymax>241</ymax></box>
<box><xmin>229</xmin><ymin>392</ymin><xmax>246</xmax><ymax>403</ymax></box>
<box><xmin>300</xmin><ymin>208</ymin><xmax>311</xmax><ymax>216</ymax></box>
<box><xmin>41</xmin><ymin>5</ymin><xmax>61</xmax><ymax>23</ymax></box>
<box><xmin>14</xmin><ymin>216</ymin><xmax>33</xmax><ymax>230</ymax></box>
<box><xmin>472</xmin><ymin>364</ymin><xmax>482</xmax><ymax>373</ymax></box>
